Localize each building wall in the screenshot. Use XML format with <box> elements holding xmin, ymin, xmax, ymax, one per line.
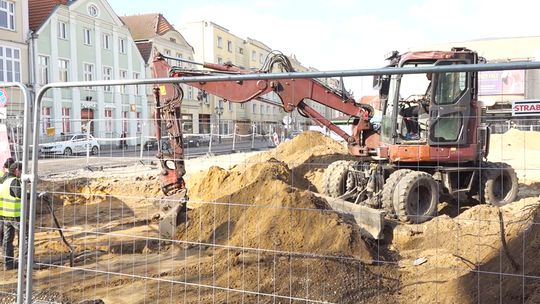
<box><xmin>33</xmin><ymin>0</ymin><xmax>147</xmax><ymax>143</ymax></box>
<box><xmin>0</xmin><ymin>0</ymin><xmax>30</xmax><ymax>128</ymax></box>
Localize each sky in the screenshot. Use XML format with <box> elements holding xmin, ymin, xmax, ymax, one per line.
<box><xmin>108</xmin><ymin>0</ymin><xmax>540</xmax><ymax>97</ymax></box>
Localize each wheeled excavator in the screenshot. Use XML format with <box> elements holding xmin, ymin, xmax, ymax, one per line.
<box><xmin>150</xmin><ymin>48</ymin><xmax>518</xmax><ymax>238</ymax></box>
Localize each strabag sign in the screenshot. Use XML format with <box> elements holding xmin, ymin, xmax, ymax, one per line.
<box><xmin>512</xmin><ymin>100</ymin><xmax>540</xmax><ymax>116</ymax></box>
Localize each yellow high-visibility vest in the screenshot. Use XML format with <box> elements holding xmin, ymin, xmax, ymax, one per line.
<box><xmin>0</xmin><ymin>177</ymin><xmax>21</xmax><ymax>218</ymax></box>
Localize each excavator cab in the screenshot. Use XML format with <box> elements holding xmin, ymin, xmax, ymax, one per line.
<box><xmin>376</xmin><ymin>49</ymin><xmax>481</xmax><ymax>163</ymax></box>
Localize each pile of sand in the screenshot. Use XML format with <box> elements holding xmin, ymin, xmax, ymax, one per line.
<box><xmin>490</xmin><ymin>128</ymin><xmax>540</xmax><ymax>151</ymax></box>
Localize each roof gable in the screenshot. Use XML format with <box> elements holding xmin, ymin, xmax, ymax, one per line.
<box><xmin>120</xmin><ymin>13</ymin><xmax>175</xmax><ymax>40</ymax></box>
<box><xmin>30</xmin><ymin>0</ymin><xmax>126</xmax><ymax>32</ymax></box>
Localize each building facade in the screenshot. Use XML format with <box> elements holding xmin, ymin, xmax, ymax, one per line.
<box><xmin>29</xmin><ymin>0</ymin><xmax>147</xmax><ymax>144</ymax></box>
<box><xmin>0</xmin><ymin>0</ymin><xmax>30</xmax><ymax>138</ymax></box>
<box><xmin>120</xmin><ymin>13</ymin><xmax>200</xmax><ymax>136</ymax></box>
<box><xmin>181</xmin><ymin>21</ymin><xmax>288</xmax><ymax>138</ymax></box>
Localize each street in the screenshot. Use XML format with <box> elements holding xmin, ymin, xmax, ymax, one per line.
<box><xmin>36</xmin><ymin>138</ymin><xmax>277</xmax><ymax>175</ymax></box>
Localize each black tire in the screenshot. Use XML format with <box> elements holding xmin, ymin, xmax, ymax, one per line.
<box><xmin>323</xmin><ymin>160</ymin><xmax>355</xmax><ymax>199</ymax></box>
<box><xmin>63</xmin><ymin>147</ymin><xmax>72</xmax><ymax>156</ymax></box>
<box><xmin>394</xmin><ymin>171</ymin><xmax>439</xmax><ymax>224</ymax></box>
<box><xmin>91</xmin><ymin>145</ymin><xmax>99</xmax><ymax>155</ymax></box>
<box><xmin>381</xmin><ymin>169</ymin><xmax>413</xmax><ymax>215</ymax></box>
<box><xmin>480</xmin><ymin>162</ymin><xmax>518</xmax><ymax>207</ymax></box>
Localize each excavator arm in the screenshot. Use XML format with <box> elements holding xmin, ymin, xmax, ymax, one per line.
<box><xmin>151</xmin><ymin>51</ymin><xmax>376</xmax><ymax>237</ymax></box>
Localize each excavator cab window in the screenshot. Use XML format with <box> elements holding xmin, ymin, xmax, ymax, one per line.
<box><xmin>428</xmin><ymin>60</ymin><xmax>472</xmax><ymax>145</ymax></box>
<box><xmin>430</xmin><ymin>71</ymin><xmax>467</xmax><ymax>142</ymax></box>
<box><xmin>380</xmin><ymin>63</ymin><xmax>433</xmax><ymax>144</ymax></box>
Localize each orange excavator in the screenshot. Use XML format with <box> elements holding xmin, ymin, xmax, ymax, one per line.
<box><xmin>151</xmin><ymin>48</ymin><xmax>518</xmax><ymax>237</ymax></box>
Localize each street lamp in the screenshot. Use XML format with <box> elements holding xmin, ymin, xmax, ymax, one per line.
<box><xmin>215</xmin><ymin>106</ymin><xmax>224</xmax><ymax>143</ymax></box>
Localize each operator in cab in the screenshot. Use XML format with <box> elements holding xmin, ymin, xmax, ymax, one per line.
<box><xmin>402</xmin><ymin>73</ymin><xmax>432</xmax><ymax>139</ymax></box>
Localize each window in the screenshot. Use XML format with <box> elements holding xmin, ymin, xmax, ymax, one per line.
<box><xmin>266</xmin><ymin>105</ymin><xmax>270</xmax><ymax>114</ymax></box>
<box><xmin>164</xmin><ymin>49</ymin><xmax>171</xmax><ymax>64</ymax></box>
<box><xmin>87</xmin><ymin>4</ymin><xmax>98</xmax><ymax>17</ymax></box>
<box><xmin>252</xmin><ymin>50</ymin><xmax>256</xmax><ymax>61</ymax></box>
<box><xmin>260</xmin><ymin>105</ymin><xmax>264</xmax><ymax>114</ymax></box>
<box><xmin>119</xmin><ymin>70</ymin><xmax>127</xmax><ymax>93</ymax></box>
<box><xmin>58</xmin><ymin>21</ymin><xmax>67</xmax><ymax>39</ymax></box>
<box><xmin>122</xmin><ymin>111</ymin><xmax>128</xmax><ymax>132</ymax></box>
<box><xmin>62</xmin><ymin>108</ymin><xmax>71</xmax><ymax>133</ymax></box>
<box><xmin>83</xmin><ymin>28</ymin><xmax>92</xmax><ymax>45</ymax></box>
<box><xmin>170</xmin><ymin>38</ymin><xmax>176</xmax><ymax>43</ymax></box>
<box><xmin>273</xmin><ymin>107</ymin><xmax>277</xmax><ymax>115</ymax></box>
<box><xmin>84</xmin><ymin>63</ymin><xmax>94</xmax><ymax>89</ymax></box>
<box><xmin>435</xmin><ymin>72</ymin><xmax>467</xmax><ymax>105</ymax></box>
<box><xmin>0</xmin><ymin>0</ymin><xmax>15</xmax><ymax>30</ymax></box>
<box><xmin>0</xmin><ymin>46</ymin><xmax>21</xmax><ymax>82</ymax></box>
<box><xmin>227</xmin><ymin>40</ymin><xmax>232</xmax><ymax>52</ymax></box>
<box><xmin>42</xmin><ymin>107</ymin><xmax>51</xmax><ymax>134</ymax></box>
<box><xmin>259</xmin><ymin>53</ymin><xmax>264</xmax><ymax>63</ymax></box>
<box><xmin>228</xmin><ymin>101</ymin><xmax>233</xmax><ymax>112</ymax></box>
<box><xmin>217</xmin><ymin>36</ymin><xmax>222</xmax><ymax>48</ymax></box>
<box><xmin>103</xmin><ymin>34</ymin><xmax>110</xmax><ymax>50</ymax></box>
<box><xmin>133</xmin><ymin>72</ymin><xmax>140</xmax><ymax>95</ymax></box>
<box><xmin>204</xmin><ymin>93</ymin><xmax>210</xmax><ymax>105</ymax></box>
<box><xmin>239</xmin><ymin>48</ymin><xmax>243</xmax><ymax>54</ymax></box>
<box><xmin>252</xmin><ymin>104</ymin><xmax>257</xmax><ymax>114</ymax></box>
<box><xmin>187</xmin><ymin>86</ymin><xmax>192</xmax><ymax>100</ymax></box>
<box><xmin>176</xmin><ymin>53</ymin><xmax>182</xmax><ymax>67</ymax></box>
<box><xmin>119</xmin><ymin>38</ymin><xmax>126</xmax><ymax>53</ymax></box>
<box><xmin>58</xmin><ymin>59</ymin><xmax>68</xmax><ymax>82</ymax></box>
<box><xmin>217</xmin><ymin>56</ymin><xmax>223</xmax><ymax>65</ymax></box>
<box><xmin>103</xmin><ymin>67</ymin><xmax>112</xmax><ymax>92</ymax></box>
<box><xmin>38</xmin><ymin>55</ymin><xmax>49</xmax><ymax>85</ymax></box>
<box><xmin>105</xmin><ymin>110</ymin><xmax>112</xmax><ymax>133</ymax></box>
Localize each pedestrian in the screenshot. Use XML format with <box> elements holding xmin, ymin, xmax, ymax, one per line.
<box><xmin>0</xmin><ymin>157</ymin><xmax>15</xmax><ymax>249</ymax></box>
<box><xmin>261</xmin><ymin>130</ymin><xmax>267</xmax><ymax>141</ymax></box>
<box><xmin>120</xmin><ymin>132</ymin><xmax>128</xmax><ymax>149</ymax></box>
<box><xmin>1</xmin><ymin>161</ymin><xmax>23</xmax><ymax>270</ymax></box>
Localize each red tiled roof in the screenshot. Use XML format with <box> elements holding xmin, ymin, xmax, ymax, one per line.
<box><xmin>29</xmin><ymin>0</ymin><xmax>72</xmax><ymax>31</ymax></box>
<box><xmin>136</xmin><ymin>42</ymin><xmax>153</xmax><ymax>63</ymax></box>
<box><xmin>120</xmin><ymin>13</ymin><xmax>174</xmax><ymax>40</ymax></box>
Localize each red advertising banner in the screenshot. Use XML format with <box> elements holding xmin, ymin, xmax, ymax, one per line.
<box><xmin>479</xmin><ymin>70</ymin><xmax>525</xmax><ymax>95</ymax></box>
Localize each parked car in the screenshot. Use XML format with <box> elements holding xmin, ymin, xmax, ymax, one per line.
<box><xmin>183</xmin><ymin>135</ymin><xmax>210</xmax><ymax>147</ymax></box>
<box><xmin>144</xmin><ymin>138</ymin><xmax>170</xmax><ymax>151</ymax></box>
<box><xmin>41</xmin><ymin>133</ymin><xmax>100</xmax><ymax>156</ymax></box>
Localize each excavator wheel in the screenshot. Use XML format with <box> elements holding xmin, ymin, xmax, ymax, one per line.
<box><xmin>323</xmin><ymin>160</ymin><xmax>356</xmax><ymax>200</ymax></box>
<box><xmin>380</xmin><ymin>169</ymin><xmax>413</xmax><ymax>216</ymax></box>
<box><xmin>393</xmin><ymin>171</ymin><xmax>439</xmax><ymax>224</ymax></box>
<box><xmin>479</xmin><ymin>162</ymin><xmax>519</xmax><ymax>207</ymax></box>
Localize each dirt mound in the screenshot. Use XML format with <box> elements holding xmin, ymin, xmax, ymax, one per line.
<box><xmin>183</xmin><ymin>160</ymin><xmax>370</xmax><ymax>258</ymax></box>
<box><xmin>490</xmin><ymin>128</ymin><xmax>540</xmax><ymax>151</ymax></box>
<box><xmin>229</xmin><ymin>131</ymin><xmax>355</xmax><ymax>193</ymax></box>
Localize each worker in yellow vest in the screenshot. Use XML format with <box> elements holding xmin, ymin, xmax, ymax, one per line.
<box><xmin>1</xmin><ymin>161</ymin><xmax>23</xmax><ymax>270</ymax></box>
<box><xmin>0</xmin><ymin>157</ymin><xmax>15</xmax><ymax>252</ymax></box>
<box><xmin>0</xmin><ymin>158</ymin><xmax>14</xmax><ymax>182</ymax></box>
